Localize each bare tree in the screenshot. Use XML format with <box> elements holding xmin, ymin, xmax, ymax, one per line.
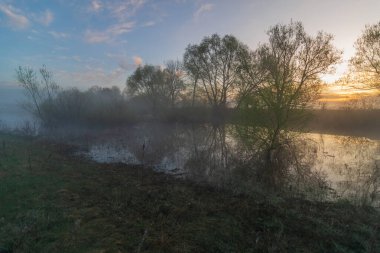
<box><xmin>235</xmin><ymin>49</ymin><xmax>266</xmax><ymax>108</ymax></box>
<box><xmin>16</xmin><ymin>65</ymin><xmax>60</xmax><ymax>122</ymax></box>
<box><xmin>351</xmin><ymin>21</ymin><xmax>380</xmax><ymax>89</ymax></box>
<box><xmin>242</xmin><ymin>22</ymin><xmax>341</xmax><ymax>150</ymax></box>
<box><xmin>163</xmin><ymin>60</ymin><xmax>186</xmax><ymax>108</ymax></box>
<box><xmin>183</xmin><ymin>34</ymin><xmax>252</xmax><ymax>111</ymax></box>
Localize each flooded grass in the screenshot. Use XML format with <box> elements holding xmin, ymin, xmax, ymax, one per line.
<box><xmin>0</xmin><ymin>132</ymin><xmax>379</xmax><ymax>252</ymax></box>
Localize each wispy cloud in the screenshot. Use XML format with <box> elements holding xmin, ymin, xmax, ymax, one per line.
<box><xmin>88</xmin><ymin>0</ymin><xmax>145</xmax><ymax>20</ymax></box>
<box><xmin>85</xmin><ymin>0</ymin><xmax>147</xmax><ymax>45</ymax></box>
<box><xmin>108</xmin><ymin>22</ymin><xmax>135</xmax><ymax>35</ymax></box>
<box><xmin>142</xmin><ymin>21</ymin><xmax>155</xmax><ymax>27</ymax></box>
<box><xmin>108</xmin><ymin>0</ymin><xmax>145</xmax><ymax>21</ymax></box>
<box><xmin>49</xmin><ymin>31</ymin><xmax>70</xmax><ymax>39</ymax></box>
<box><xmin>34</xmin><ymin>9</ymin><xmax>54</xmax><ymax>26</ymax></box>
<box><xmin>90</xmin><ymin>0</ymin><xmax>102</xmax><ymax>12</ymax></box>
<box><xmin>193</xmin><ymin>3</ymin><xmax>214</xmax><ymax>20</ymax></box>
<box><xmin>85</xmin><ymin>22</ymin><xmax>135</xmax><ymax>43</ymax></box>
<box><xmin>0</xmin><ymin>4</ymin><xmax>29</xmax><ymax>29</ymax></box>
<box><xmin>84</xmin><ymin>30</ymin><xmax>109</xmax><ymax>43</ymax></box>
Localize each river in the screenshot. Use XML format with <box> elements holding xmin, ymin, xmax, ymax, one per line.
<box><xmin>44</xmin><ymin>123</ymin><xmax>379</xmax><ymax>207</ymax></box>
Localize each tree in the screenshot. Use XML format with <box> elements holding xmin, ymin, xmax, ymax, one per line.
<box><xmin>183</xmin><ymin>34</ymin><xmax>252</xmax><ymax>111</ymax></box>
<box><xmin>351</xmin><ymin>21</ymin><xmax>380</xmax><ymax>89</ymax></box>
<box><xmin>84</xmin><ymin>86</ymin><xmax>131</xmax><ymax>124</ymax></box>
<box><xmin>126</xmin><ymin>63</ymin><xmax>186</xmax><ymax>114</ymax></box>
<box><xmin>240</xmin><ymin>22</ymin><xmax>341</xmax><ymax>150</ymax></box>
<box><xmin>16</xmin><ymin>65</ymin><xmax>60</xmax><ymax>123</ymax></box>
<box><xmin>235</xmin><ymin>48</ymin><xmax>266</xmax><ymax>108</ymax></box>
<box><xmin>126</xmin><ymin>65</ymin><xmax>164</xmax><ymax>112</ymax></box>
<box><xmin>162</xmin><ymin>60</ymin><xmax>186</xmax><ymax>108</ymax></box>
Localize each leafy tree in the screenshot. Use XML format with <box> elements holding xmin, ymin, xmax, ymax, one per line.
<box><xmin>126</xmin><ymin>63</ymin><xmax>186</xmax><ymax>114</ymax></box>
<box><xmin>240</xmin><ymin>22</ymin><xmax>341</xmax><ymax>150</ymax></box>
<box><xmin>126</xmin><ymin>65</ymin><xmax>165</xmax><ymax>113</ymax></box>
<box><xmin>351</xmin><ymin>21</ymin><xmax>380</xmax><ymax>89</ymax></box>
<box><xmin>183</xmin><ymin>34</ymin><xmax>252</xmax><ymax>111</ymax></box>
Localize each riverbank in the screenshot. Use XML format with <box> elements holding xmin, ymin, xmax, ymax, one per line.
<box><xmin>0</xmin><ymin>133</ymin><xmax>379</xmax><ymax>252</ymax></box>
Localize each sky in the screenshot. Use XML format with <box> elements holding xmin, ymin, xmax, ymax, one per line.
<box><xmin>1</xmin><ymin>0</ymin><xmax>380</xmax><ymax>91</ymax></box>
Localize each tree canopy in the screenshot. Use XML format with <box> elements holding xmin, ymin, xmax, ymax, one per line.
<box><xmin>239</xmin><ymin>22</ymin><xmax>342</xmax><ymax>148</ymax></box>
<box><xmin>183</xmin><ymin>34</ymin><xmax>252</xmax><ymax>110</ymax></box>
<box><xmin>126</xmin><ymin>62</ymin><xmax>185</xmax><ymax>113</ymax></box>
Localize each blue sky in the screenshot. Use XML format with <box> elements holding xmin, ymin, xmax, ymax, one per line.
<box><xmin>1</xmin><ymin>0</ymin><xmax>380</xmax><ymax>89</ymax></box>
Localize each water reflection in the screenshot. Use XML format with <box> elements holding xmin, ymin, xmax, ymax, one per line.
<box><xmin>309</xmin><ymin>134</ymin><xmax>380</xmax><ymax>206</ymax></box>
<box><xmin>55</xmin><ymin>123</ymin><xmax>379</xmax><ymax>207</ymax></box>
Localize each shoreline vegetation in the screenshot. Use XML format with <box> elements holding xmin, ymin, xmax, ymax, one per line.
<box><xmin>0</xmin><ymin>133</ymin><xmax>379</xmax><ymax>252</ymax></box>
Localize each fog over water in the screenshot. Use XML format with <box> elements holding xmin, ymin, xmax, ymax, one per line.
<box><xmin>1</xmin><ymin>84</ymin><xmax>379</xmax><ymax>206</ymax></box>
<box><xmin>0</xmin><ymin>85</ymin><xmax>33</xmax><ymax>128</ymax></box>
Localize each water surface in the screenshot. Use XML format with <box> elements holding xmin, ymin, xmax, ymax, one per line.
<box><xmin>60</xmin><ymin>123</ymin><xmax>380</xmax><ymax>207</ymax></box>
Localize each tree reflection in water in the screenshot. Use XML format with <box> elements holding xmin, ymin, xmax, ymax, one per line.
<box><xmin>313</xmin><ymin>135</ymin><xmax>380</xmax><ymax>206</ymax></box>
<box><xmin>183</xmin><ymin>125</ymin><xmax>235</xmax><ymax>187</ymax></box>
<box><xmin>58</xmin><ymin>123</ymin><xmax>379</xmax><ymax>206</ymax></box>
<box><xmin>231</xmin><ymin>125</ymin><xmax>329</xmax><ymax>199</ymax></box>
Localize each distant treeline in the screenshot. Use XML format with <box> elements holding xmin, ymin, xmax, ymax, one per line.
<box><xmin>20</xmin><ymin>82</ymin><xmax>234</xmax><ymax>126</ymax></box>
<box><xmin>37</xmin><ymin>86</ymin><xmax>135</xmax><ymax>126</ymax></box>
<box><xmin>17</xmin><ymin>78</ymin><xmax>380</xmax><ymax>138</ymax></box>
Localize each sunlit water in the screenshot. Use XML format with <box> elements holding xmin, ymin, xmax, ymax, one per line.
<box><xmin>50</xmin><ymin>123</ymin><xmax>380</xmax><ymax>207</ymax></box>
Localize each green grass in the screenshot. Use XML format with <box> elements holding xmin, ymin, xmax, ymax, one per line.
<box><xmin>0</xmin><ymin>133</ymin><xmax>379</xmax><ymax>252</ymax></box>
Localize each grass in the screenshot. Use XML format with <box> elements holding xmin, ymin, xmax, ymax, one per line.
<box><xmin>0</xmin><ymin>132</ymin><xmax>379</xmax><ymax>253</ymax></box>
